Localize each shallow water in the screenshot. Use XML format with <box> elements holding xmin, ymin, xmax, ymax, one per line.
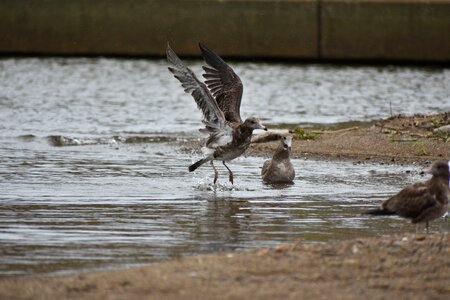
<box><xmin>0</xmin><ymin>58</ymin><xmax>449</xmax><ymax>276</ymax></box>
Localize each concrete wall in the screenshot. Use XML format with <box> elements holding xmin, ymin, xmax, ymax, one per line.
<box><xmin>0</xmin><ymin>0</ymin><xmax>449</xmax><ymax>62</ymax></box>
<box><xmin>321</xmin><ymin>0</ymin><xmax>450</xmax><ymax>61</ymax></box>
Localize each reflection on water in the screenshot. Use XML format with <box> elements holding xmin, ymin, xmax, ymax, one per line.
<box><xmin>0</xmin><ymin>58</ymin><xmax>449</xmax><ymax>276</ymax></box>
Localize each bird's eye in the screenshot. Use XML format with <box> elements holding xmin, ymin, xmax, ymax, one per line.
<box><xmin>251</xmin><ymin>120</ymin><xmax>255</xmax><ymax>124</ymax></box>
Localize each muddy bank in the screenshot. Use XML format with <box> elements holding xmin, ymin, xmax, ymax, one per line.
<box><xmin>0</xmin><ymin>233</ymin><xmax>448</xmax><ymax>300</ymax></box>
<box><xmin>247</xmin><ymin>112</ymin><xmax>449</xmax><ymax>165</ymax></box>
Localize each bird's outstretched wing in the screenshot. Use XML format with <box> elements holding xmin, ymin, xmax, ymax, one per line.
<box><xmin>166</xmin><ymin>44</ymin><xmax>226</xmax><ymax>133</ymax></box>
<box><xmin>199</xmin><ymin>43</ymin><xmax>243</xmax><ymax>123</ymax></box>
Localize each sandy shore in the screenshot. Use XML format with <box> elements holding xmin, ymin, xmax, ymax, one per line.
<box><xmin>1</xmin><ymin>113</ymin><xmax>449</xmax><ymax>299</ymax></box>
<box><xmin>0</xmin><ymin>233</ymin><xmax>448</xmax><ymax>300</ymax></box>
<box><xmin>249</xmin><ymin>112</ymin><xmax>449</xmax><ymax>165</ymax></box>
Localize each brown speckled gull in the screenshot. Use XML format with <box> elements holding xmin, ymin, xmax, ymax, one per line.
<box><xmin>261</xmin><ymin>136</ymin><xmax>295</xmax><ymax>184</ymax></box>
<box><xmin>167</xmin><ymin>43</ymin><xmax>267</xmax><ymax>184</ymax></box>
<box><xmin>364</xmin><ymin>160</ymin><xmax>450</xmax><ymax>233</ymax></box>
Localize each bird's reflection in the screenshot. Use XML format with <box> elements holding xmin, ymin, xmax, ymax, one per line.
<box><xmin>192</xmin><ymin>196</ymin><xmax>253</xmax><ymax>251</ymax></box>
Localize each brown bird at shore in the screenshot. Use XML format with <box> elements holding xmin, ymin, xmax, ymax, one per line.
<box><xmin>167</xmin><ymin>43</ymin><xmax>267</xmax><ymax>184</ymax></box>
<box><xmin>364</xmin><ymin>160</ymin><xmax>450</xmax><ymax>233</ymax></box>
<box><xmin>261</xmin><ymin>136</ymin><xmax>295</xmax><ymax>184</ymax></box>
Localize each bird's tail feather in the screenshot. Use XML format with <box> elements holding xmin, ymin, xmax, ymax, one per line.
<box><xmin>363</xmin><ymin>208</ymin><xmax>396</xmax><ymax>215</ymax></box>
<box><xmin>189</xmin><ymin>158</ymin><xmax>211</xmax><ymax>172</ymax></box>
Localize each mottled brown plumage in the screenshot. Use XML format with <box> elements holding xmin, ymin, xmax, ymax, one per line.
<box><xmin>167</xmin><ymin>43</ymin><xmax>266</xmax><ymax>184</ymax></box>
<box><xmin>199</xmin><ymin>43</ymin><xmax>243</xmax><ymax>124</ymax></box>
<box><xmin>365</xmin><ymin>160</ymin><xmax>450</xmax><ymax>232</ymax></box>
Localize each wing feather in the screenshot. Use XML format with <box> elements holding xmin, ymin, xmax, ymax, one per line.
<box><xmin>199</xmin><ymin>43</ymin><xmax>243</xmax><ymax>123</ymax></box>
<box><xmin>166</xmin><ymin>44</ymin><xmax>226</xmax><ymax>133</ymax></box>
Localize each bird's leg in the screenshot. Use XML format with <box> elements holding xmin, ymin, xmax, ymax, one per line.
<box><xmin>211</xmin><ymin>161</ymin><xmax>218</xmax><ymax>184</ymax></box>
<box><xmin>426</xmin><ymin>222</ymin><xmax>429</xmax><ymax>234</ymax></box>
<box><xmin>222</xmin><ymin>161</ymin><xmax>234</xmax><ymax>185</ymax></box>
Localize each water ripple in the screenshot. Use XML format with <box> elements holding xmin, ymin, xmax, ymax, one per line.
<box><xmin>0</xmin><ymin>58</ymin><xmax>449</xmax><ymax>276</ymax></box>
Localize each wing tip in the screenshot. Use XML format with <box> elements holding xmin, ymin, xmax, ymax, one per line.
<box><xmin>198</xmin><ymin>42</ymin><xmax>220</xmax><ymax>62</ymax></box>
<box><xmin>166</xmin><ymin>43</ymin><xmax>183</xmax><ymax>68</ymax></box>
<box><xmin>166</xmin><ymin>44</ymin><xmax>174</xmax><ymax>62</ymax></box>
<box><xmin>198</xmin><ymin>41</ymin><xmax>206</xmax><ymax>51</ymax></box>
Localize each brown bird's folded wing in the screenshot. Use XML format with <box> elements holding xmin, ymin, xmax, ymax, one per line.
<box><xmin>199</xmin><ymin>43</ymin><xmax>243</xmax><ymax>123</ymax></box>
<box><xmin>383</xmin><ymin>182</ymin><xmax>436</xmax><ymax>219</ymax></box>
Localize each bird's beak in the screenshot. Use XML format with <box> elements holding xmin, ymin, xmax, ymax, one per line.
<box><xmin>284</xmin><ymin>138</ymin><xmax>292</xmax><ymax>151</ymax></box>
<box><xmin>424</xmin><ymin>167</ymin><xmax>432</xmax><ymax>174</ymax></box>
<box><xmin>257</xmin><ymin>121</ymin><xmax>267</xmax><ymax>131</ymax></box>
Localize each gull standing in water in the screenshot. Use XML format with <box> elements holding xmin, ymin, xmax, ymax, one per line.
<box><xmin>167</xmin><ymin>43</ymin><xmax>267</xmax><ymax>184</ymax></box>
<box><xmin>364</xmin><ymin>160</ymin><xmax>450</xmax><ymax>233</ymax></box>
<box><xmin>261</xmin><ymin>136</ymin><xmax>295</xmax><ymax>184</ymax></box>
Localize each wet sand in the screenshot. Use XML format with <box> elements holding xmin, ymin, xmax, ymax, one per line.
<box><xmin>250</xmin><ymin>112</ymin><xmax>449</xmax><ymax>165</ymax></box>
<box><xmin>1</xmin><ymin>113</ymin><xmax>449</xmax><ymax>299</ymax></box>
<box><xmin>0</xmin><ymin>233</ymin><xmax>448</xmax><ymax>300</ymax></box>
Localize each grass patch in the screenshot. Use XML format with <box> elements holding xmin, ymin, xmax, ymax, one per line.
<box><xmin>433</xmin><ymin>130</ymin><xmax>450</xmax><ymax>142</ymax></box>
<box><xmin>293</xmin><ymin>127</ymin><xmax>316</xmax><ymax>141</ymax></box>
<box><xmin>414</xmin><ymin>141</ymin><xmax>428</xmax><ymax>156</ymax></box>
<box><xmin>429</xmin><ymin>115</ymin><xmax>447</xmax><ymax>128</ymax></box>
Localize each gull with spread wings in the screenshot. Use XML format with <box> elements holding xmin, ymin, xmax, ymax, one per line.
<box><xmin>167</xmin><ymin>43</ymin><xmax>267</xmax><ymax>184</ymax></box>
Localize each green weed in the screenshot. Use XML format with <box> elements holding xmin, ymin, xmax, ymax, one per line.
<box><xmin>293</xmin><ymin>127</ymin><xmax>316</xmax><ymax>141</ymax></box>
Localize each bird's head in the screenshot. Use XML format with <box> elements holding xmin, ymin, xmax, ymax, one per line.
<box><xmin>281</xmin><ymin>135</ymin><xmax>292</xmax><ymax>151</ymax></box>
<box><xmin>244</xmin><ymin>117</ymin><xmax>267</xmax><ymax>131</ymax></box>
<box><xmin>425</xmin><ymin>160</ymin><xmax>450</xmax><ymax>180</ymax></box>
